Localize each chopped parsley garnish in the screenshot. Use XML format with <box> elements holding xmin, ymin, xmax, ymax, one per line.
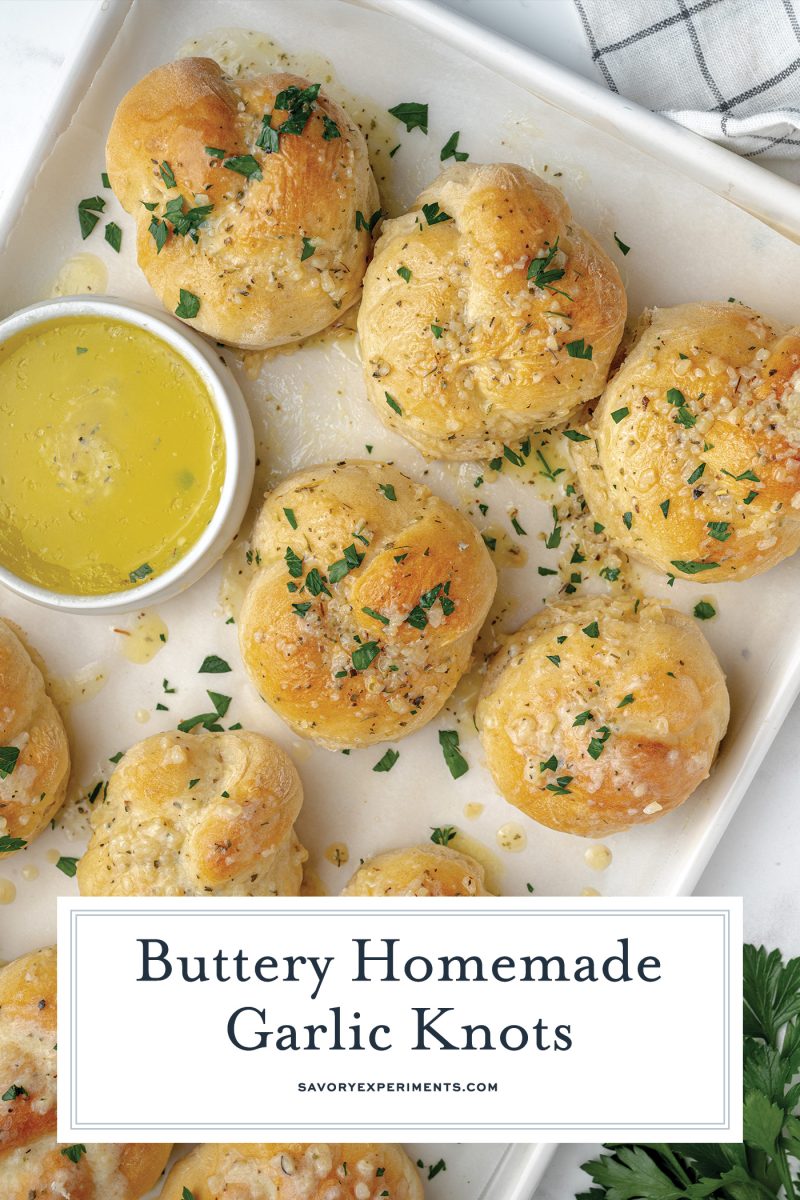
<box><xmin>362</xmin><ymin>606</ymin><xmax>389</xmax><ymax>625</ymax></box>
<box><xmin>129</xmin><ymin>562</ymin><xmax>153</xmax><ymax>583</ymax></box>
<box><xmin>563</xmin><ymin>428</ymin><xmax>590</xmax><ymax>442</ymax></box>
<box><xmin>175</xmin><ymin>289</ymin><xmax>200</xmax><ymax>319</ymax></box>
<box><xmin>611</xmin><ymin>407</ymin><xmax>629</xmax><ymax>423</ymax></box>
<box><xmin>617</xmin><ymin>693</ymin><xmax>635</xmax><ymax>707</ymax></box>
<box><xmin>301</xmin><ymin>237</ymin><xmax>316</xmax><ymax>261</ymax></box>
<box><xmin>305</xmin><ymin>568</ymin><xmax>331</xmax><ymax>597</ymax></box>
<box><xmin>600</xmin><ymin>565</ymin><xmax>620</xmax><ymax>581</ymax></box>
<box><xmin>255</xmin><ymin>115</ymin><xmax>279</xmax><ymax>154</ymax></box>
<box><xmin>199</xmin><ymin>655</ymin><xmax>231</xmax><ymax>674</ymax></box>
<box><xmin>2</xmin><ymin>1084</ymin><xmax>27</xmax><ymax>1101</ymax></box>
<box><xmin>582</xmin><ymin>621</ymin><xmax>600</xmax><ymax>638</ymax></box>
<box><xmin>540</xmin><ymin>754</ymin><xmax>558</xmax><ymax>771</ymax></box>
<box><xmin>406</xmin><ymin>581</ymin><xmax>454</xmax><ymax>629</ymax></box>
<box><xmin>546</xmin><ymin>654</ymin><xmax>561</xmax><ymax>667</ymax></box>
<box><xmin>322</xmin><ymin>114</ymin><xmax>341</xmax><ymax>140</ymax></box>
<box><xmin>744</xmin><ymin>490</ymin><xmax>758</xmax><ymax>504</ymax></box>
<box><xmin>352</xmin><ymin>641</ymin><xmax>380</xmax><ymax>671</ymax></box>
<box><xmin>587</xmin><ymin>725</ymin><xmax>611</xmax><ymax>759</ymax></box>
<box><xmin>527</xmin><ymin>238</ymin><xmax>570</xmax><ymax>299</ymax></box>
<box><xmin>274</xmin><ymin>82</ymin><xmax>321</xmax><ymax>135</ymax></box>
<box><xmin>159</xmin><ymin>161</ymin><xmax>176</xmax><ymax>188</ymax></box>
<box><xmin>373</xmin><ymin>748</ymin><xmax>399</xmax><ymax>772</ymax></box>
<box><xmin>397</xmin><ymin>265</ymin><xmax>412</xmax><ymax>282</ymax></box>
<box><xmin>421</xmin><ymin>201</ymin><xmax>452</xmax><ymax>225</ymax></box>
<box><xmin>162</xmin><ymin>195</ymin><xmax>213</xmax><ymax>240</ymax></box>
<box><xmin>431</xmin><ymin>323</ymin><xmax>443</xmax><ymax>338</ymax></box>
<box><xmin>694</xmin><ymin>601</ymin><xmax>716</xmax><ymax>620</ymax></box>
<box><xmin>0</xmin><ymin>746</ymin><xmax>20</xmax><ymax>779</ymax></box>
<box><xmin>440</xmin><ymin>130</ymin><xmax>468</xmax><ymax>161</ymax></box>
<box><xmin>438</xmin><ymin>729</ymin><xmax>468</xmax><ymax>779</ymax></box>
<box><xmin>285</xmin><ymin>546</ymin><xmax>304</xmax><ymax>577</ymax></box>
<box><xmin>182</xmin><ymin>1190</ymin><xmax>196</xmax><ymax>1200</ymax></box>
<box><xmin>292</xmin><ymin>602</ymin><xmax>312</xmax><ymax>617</ymax></box>
<box><xmin>149</xmin><ymin>217</ymin><xmax>167</xmax><ymax>253</ymax></box>
<box><xmin>566</xmin><ymin>338</ymin><xmax>593</xmax><ymax>360</ymax></box>
<box><xmin>56</xmin><ymin>856</ymin><xmax>79</xmax><ymax>878</ymax></box>
<box><xmin>687</xmin><ymin>463</ymin><xmax>706</xmax><ymax>485</ymax></box>
<box><xmin>283</xmin><ymin>507</ymin><xmax>298</xmax><ymax>529</ymax></box>
<box><xmin>573</xmin><ymin>711</ymin><xmax>592</xmax><ymax>726</ymax></box>
<box><xmin>671</xmin><ymin>559</ymin><xmax>719</xmax><ymax>574</ymax></box>
<box><xmin>482</xmin><ymin>533</ymin><xmax>496</xmax><ymax>552</ymax></box>
<box><xmin>722</xmin><ymin>468</ymin><xmax>760</xmax><ymax>482</ymax></box>
<box><xmin>329</xmin><ymin>542</ymin><xmax>364</xmax><ymax>583</ymax></box>
<box><xmin>427</xmin><ymin>1159</ymin><xmax>447</xmax><ymax>1180</ymax></box>
<box><xmin>223</xmin><ymin>155</ymin><xmax>263</xmax><ymax>180</ymax></box>
<box><xmin>430</xmin><ymin>825</ymin><xmax>457</xmax><ymax>845</ymax></box>
<box><xmin>536</xmin><ymin>449</ymin><xmax>563</xmax><ymax>481</ymax></box>
<box><xmin>355</xmin><ymin>208</ymin><xmax>382</xmax><ymax>233</ymax></box>
<box><xmin>546</xmin><ymin>774</ymin><xmax>573</xmax><ymax>795</ymax></box>
<box><xmin>388</xmin><ymin>100</ymin><xmax>428</xmax><ymax>134</ymax></box>
<box><xmin>707</xmin><ymin>521</ymin><xmax>731</xmax><ymax>542</ymax></box>
<box><xmin>104</xmin><ymin>222</ymin><xmax>122</xmax><ymax>252</ymax></box>
<box><xmin>60</xmin><ymin>1142</ymin><xmax>86</xmax><ymax>1161</ymax></box>
<box><xmin>188</xmin><ymin>778</ymin><xmax>200</xmax><ymax>789</ymax></box>
<box><xmin>622</xmin><ymin>511</ymin><xmax>633</xmax><ymax>529</ymax></box>
<box><xmin>0</xmin><ymin>835</ymin><xmax>26</xmax><ymax>852</ymax></box>
<box><xmin>78</xmin><ymin>194</ymin><xmax>105</xmax><ymax>239</ymax></box>
<box><xmin>511</xmin><ymin>515</ymin><xmax>527</xmax><ymax>536</ymax></box>
<box><xmin>207</xmin><ymin>692</ymin><xmax>231</xmax><ymax>718</ymax></box>
<box><xmin>660</xmin><ymin>499</ymin><xmax>670</xmax><ymax>518</ymax></box>
<box><xmin>545</xmin><ymin>506</ymin><xmax>562</xmax><ymax>549</ymax></box>
<box><xmin>379</xmin><ymin>483</ymin><xmax>397</xmax><ymax>501</ymax></box>
<box><xmin>101</xmin><ymin>171</ymin><xmax>110</xmax><ymax>188</ymax></box>
<box><xmin>204</xmin><ymin>145</ymin><xmax>226</xmax><ymax>158</ymax></box>
<box><xmin>385</xmin><ymin>391</ymin><xmax>402</xmax><ymax>415</ymax></box>
<box><xmin>613</xmin><ymin>231</ymin><xmax>630</xmax><ymax>255</ymax></box>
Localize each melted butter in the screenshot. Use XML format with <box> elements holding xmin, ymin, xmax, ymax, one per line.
<box><xmin>584</xmin><ymin>844</ymin><xmax>612</xmax><ymax>871</ymax></box>
<box><xmin>0</xmin><ymin>879</ymin><xmax>16</xmax><ymax>904</ymax></box>
<box><xmin>21</xmin><ymin>865</ymin><xmax>39</xmax><ymax>882</ymax></box>
<box><xmin>113</xmin><ymin>610</ymin><xmax>168</xmax><ymax>664</ymax></box>
<box><xmin>0</xmin><ymin>316</ymin><xmax>225</xmax><ymax>596</ymax></box>
<box><xmin>240</xmin><ymin>306</ymin><xmax>360</xmax><ymax>377</ymax></box>
<box><xmin>49</xmin><ymin>253</ymin><xmax>108</xmax><ymax>298</ymax></box>
<box><xmin>177</xmin><ymin>28</ymin><xmax>407</xmax><ymax>214</ymax></box>
<box><xmin>482</xmin><ymin>525</ymin><xmax>528</xmax><ymax>569</ymax></box>
<box><xmin>46</xmin><ymin>849</ymin><xmax>60</xmax><ymax>864</ymax></box>
<box><xmin>463</xmin><ymin>802</ymin><xmax>484</xmax><ymax>820</ymax></box>
<box><xmin>496</xmin><ymin>822</ymin><xmax>528</xmax><ymax>853</ymax></box>
<box><xmin>135</xmin><ymin>708</ymin><xmax>150</xmax><ymax>724</ymax></box>
<box><xmin>219</xmin><ymin>539</ymin><xmax>257</xmax><ymax>622</ymax></box>
<box><xmin>324</xmin><ymin>842</ymin><xmax>349</xmax><ymax>867</ymax></box>
<box><xmin>581</xmin><ymin>887</ymin><xmax>602</xmax><ymax>897</ymax></box>
<box><xmin>49</xmin><ymin>661</ymin><xmax>108</xmax><ymax>708</ymax></box>
<box><xmin>301</xmin><ymin>863</ymin><xmax>328</xmax><ymax>896</ymax></box>
<box><xmin>450</xmin><ymin>832</ymin><xmax>503</xmax><ymax>894</ymax></box>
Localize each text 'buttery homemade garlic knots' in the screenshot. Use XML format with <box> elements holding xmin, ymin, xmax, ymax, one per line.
<box><xmin>0</xmin><ymin>619</ymin><xmax>70</xmax><ymax>856</ymax></box>
<box><xmin>342</xmin><ymin>842</ymin><xmax>491</xmax><ymax>896</ymax></box>
<box><xmin>476</xmin><ymin>596</ymin><xmax>729</xmax><ymax>837</ymax></box>
<box><xmin>106</xmin><ymin>59</ymin><xmax>378</xmax><ymax>348</ymax></box>
<box><xmin>357</xmin><ymin>161</ymin><xmax>626</xmax><ymax>459</ymax></box>
<box><xmin>239</xmin><ymin>461</ymin><xmax>497</xmax><ymax>749</ymax></box>
<box><xmin>573</xmin><ymin>301</ymin><xmax>800</xmax><ymax>581</ymax></box>
<box><xmin>0</xmin><ymin>948</ymin><xmax>171</xmax><ymax>1198</ymax></box>
<box><xmin>77</xmin><ymin>729</ymin><xmax>306</xmax><ymax>896</ymax></box>
<box><xmin>159</xmin><ymin>1142</ymin><xmax>424</xmax><ymax>1200</ymax></box>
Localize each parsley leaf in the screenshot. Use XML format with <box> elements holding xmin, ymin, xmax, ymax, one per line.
<box><xmin>430</xmin><ymin>825</ymin><xmax>457</xmax><ymax>845</ymax></box>
<box><xmin>440</xmin><ymin>130</ymin><xmax>468</xmax><ymax>161</ymax></box>
<box><xmin>438</xmin><ymin>729</ymin><xmax>468</xmax><ymax>779</ymax></box>
<box><xmin>175</xmin><ymin>289</ymin><xmax>200</xmax><ymax>319</ymax></box>
<box><xmin>388</xmin><ymin>101</ymin><xmax>428</xmax><ymax>134</ymax></box>
<box><xmin>373</xmin><ymin>748</ymin><xmax>399</xmax><ymax>773</ymax></box>
<box><xmin>0</xmin><ymin>834</ymin><xmax>26</xmax><ymax>853</ymax></box>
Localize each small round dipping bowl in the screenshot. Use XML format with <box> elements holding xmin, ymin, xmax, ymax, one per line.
<box><xmin>0</xmin><ymin>296</ymin><xmax>255</xmax><ymax>615</ymax></box>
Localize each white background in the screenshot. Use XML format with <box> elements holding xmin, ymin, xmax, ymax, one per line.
<box><xmin>3</xmin><ymin>0</ymin><xmax>798</xmax><ymax>1193</ymax></box>
<box><xmin>58</xmin><ymin>898</ymin><xmax>741</xmax><ymax>1143</ymax></box>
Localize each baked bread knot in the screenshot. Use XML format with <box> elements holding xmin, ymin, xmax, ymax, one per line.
<box><xmin>159</xmin><ymin>1143</ymin><xmax>424</xmax><ymax>1200</ymax></box>
<box><xmin>342</xmin><ymin>842</ymin><xmax>491</xmax><ymax>895</ymax></box>
<box><xmin>0</xmin><ymin>947</ymin><xmax>171</xmax><ymax>1198</ymax></box>
<box><xmin>0</xmin><ymin>619</ymin><xmax>70</xmax><ymax>855</ymax></box>
<box><xmin>357</xmin><ymin>161</ymin><xmax>626</xmax><ymax>459</ymax></box>
<box><xmin>476</xmin><ymin>596</ymin><xmax>729</xmax><ymax>837</ymax></box>
<box><xmin>573</xmin><ymin>301</ymin><xmax>800</xmax><ymax>581</ymax></box>
<box><xmin>106</xmin><ymin>58</ymin><xmax>378</xmax><ymax>349</ymax></box>
<box><xmin>238</xmin><ymin>461</ymin><xmax>497</xmax><ymax>748</ymax></box>
<box><xmin>77</xmin><ymin>730</ymin><xmax>306</xmax><ymax>896</ymax></box>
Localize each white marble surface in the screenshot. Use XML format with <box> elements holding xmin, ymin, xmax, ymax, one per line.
<box><xmin>1</xmin><ymin>1</ymin><xmax>798</xmax><ymax>1195</ymax></box>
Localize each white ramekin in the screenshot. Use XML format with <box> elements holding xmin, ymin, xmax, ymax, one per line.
<box><xmin>0</xmin><ymin>296</ymin><xmax>255</xmax><ymax>615</ymax></box>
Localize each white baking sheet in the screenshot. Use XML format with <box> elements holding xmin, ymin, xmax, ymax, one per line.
<box><xmin>1</xmin><ymin>0</ymin><xmax>799</xmax><ymax>1189</ymax></box>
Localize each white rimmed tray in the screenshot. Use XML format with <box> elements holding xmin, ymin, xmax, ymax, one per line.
<box><xmin>2</xmin><ymin>0</ymin><xmax>800</xmax><ymax>1192</ymax></box>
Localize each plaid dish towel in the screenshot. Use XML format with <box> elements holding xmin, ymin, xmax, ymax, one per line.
<box><xmin>574</xmin><ymin>0</ymin><xmax>800</xmax><ymax>158</ymax></box>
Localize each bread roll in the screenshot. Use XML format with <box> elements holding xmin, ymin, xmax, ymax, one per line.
<box><xmin>476</xmin><ymin>596</ymin><xmax>729</xmax><ymax>836</ymax></box>
<box><xmin>0</xmin><ymin>947</ymin><xmax>171</xmax><ymax>1198</ymax></box>
<box><xmin>106</xmin><ymin>59</ymin><xmax>378</xmax><ymax>349</ymax></box>
<box><xmin>342</xmin><ymin>842</ymin><xmax>491</xmax><ymax>895</ymax></box>
<box><xmin>159</xmin><ymin>1143</ymin><xmax>424</xmax><ymax>1199</ymax></box>
<box><xmin>573</xmin><ymin>301</ymin><xmax>800</xmax><ymax>581</ymax></box>
<box><xmin>357</xmin><ymin>162</ymin><xmax>626</xmax><ymax>459</ymax></box>
<box><xmin>0</xmin><ymin>619</ymin><xmax>70</xmax><ymax>855</ymax></box>
<box><xmin>239</xmin><ymin>461</ymin><xmax>496</xmax><ymax>748</ymax></box>
<box><xmin>77</xmin><ymin>729</ymin><xmax>306</xmax><ymax>896</ymax></box>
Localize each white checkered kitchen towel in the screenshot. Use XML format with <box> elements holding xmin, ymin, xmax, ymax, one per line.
<box><xmin>574</xmin><ymin>0</ymin><xmax>800</xmax><ymax>157</ymax></box>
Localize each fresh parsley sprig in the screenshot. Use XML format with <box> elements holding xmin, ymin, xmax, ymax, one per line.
<box><xmin>577</xmin><ymin>944</ymin><xmax>800</xmax><ymax>1200</ymax></box>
